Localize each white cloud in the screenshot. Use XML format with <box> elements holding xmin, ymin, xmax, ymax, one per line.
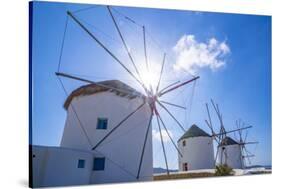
<box><xmin>152</xmin><ymin>129</ymin><xmax>173</xmax><ymax>143</ymax></box>
<box><xmin>173</xmin><ymin>34</ymin><xmax>230</xmax><ymax>74</ymax></box>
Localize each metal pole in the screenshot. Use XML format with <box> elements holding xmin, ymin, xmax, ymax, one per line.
<box><xmin>107</xmin><ymin>6</ymin><xmax>145</xmax><ymax>90</ymax></box>
<box><xmin>156</xmin><ymin>115</ymin><xmax>169</xmax><ymax>175</ymax></box>
<box><xmin>66</xmin><ymin>11</ymin><xmax>147</xmax><ymax>93</ymax></box>
<box><xmin>92</xmin><ymin>102</ymin><xmax>146</xmax><ymax>150</ymax></box>
<box><xmin>158</xmin><ymin>114</ymin><xmax>183</xmax><ymax>157</ymax></box>
<box><xmin>160</xmin><ymin>100</ymin><xmax>186</xmax><ymax>110</ymax></box>
<box><xmin>159</xmin><ymin>76</ymin><xmax>200</xmax><ymax>97</ymax></box>
<box><xmin>157</xmin><ymin>100</ymin><xmax>186</xmax><ymax>133</ymax></box>
<box><xmin>136</xmin><ymin>113</ymin><xmax>153</xmax><ymax>179</ymax></box>
<box><xmin>156</xmin><ymin>53</ymin><xmax>166</xmax><ymax>93</ymax></box>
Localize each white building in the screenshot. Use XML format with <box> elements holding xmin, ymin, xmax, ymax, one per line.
<box><xmin>31</xmin><ymin>145</ymin><xmax>94</xmax><ymax>187</ymax></box>
<box><xmin>32</xmin><ymin>80</ymin><xmax>153</xmax><ymax>187</ymax></box>
<box><xmin>217</xmin><ymin>136</ymin><xmax>243</xmax><ymax>169</ymax></box>
<box><xmin>178</xmin><ymin>124</ymin><xmax>215</xmax><ymax>171</ymax></box>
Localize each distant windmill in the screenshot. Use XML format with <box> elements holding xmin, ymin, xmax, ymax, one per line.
<box><xmin>205</xmin><ymin>99</ymin><xmax>252</xmax><ymax>168</ymax></box>
<box><xmin>55</xmin><ymin>5</ymin><xmax>199</xmax><ymax>180</ymax></box>
<box><xmin>235</xmin><ymin>119</ymin><xmax>258</xmax><ymax>169</ymax></box>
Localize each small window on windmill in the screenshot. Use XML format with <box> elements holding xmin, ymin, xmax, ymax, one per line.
<box><xmin>96</xmin><ymin>118</ymin><xmax>108</xmax><ymax>130</ymax></box>
<box><xmin>183</xmin><ymin>163</ymin><xmax>188</xmax><ymax>171</ymax></box>
<box><xmin>78</xmin><ymin>159</ymin><xmax>85</xmax><ymax>168</ymax></box>
<box><xmin>182</xmin><ymin>140</ymin><xmax>186</xmax><ymax>146</ymax></box>
<box><xmin>93</xmin><ymin>157</ymin><xmax>105</xmax><ymax>171</ymax></box>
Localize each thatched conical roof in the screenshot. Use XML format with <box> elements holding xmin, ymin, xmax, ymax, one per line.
<box><xmin>64</xmin><ymin>80</ymin><xmax>144</xmax><ymax>110</ymax></box>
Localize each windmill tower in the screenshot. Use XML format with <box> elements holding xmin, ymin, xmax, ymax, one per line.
<box><xmin>217</xmin><ymin>120</ymin><xmax>258</xmax><ymax>169</ymax></box>
<box><xmin>60</xmin><ymin>81</ymin><xmax>153</xmax><ymax>183</ymax></box>
<box><xmin>54</xmin><ymin>5</ymin><xmax>199</xmax><ymax>184</ymax></box>
<box><xmin>217</xmin><ymin>136</ymin><xmax>242</xmax><ymax>168</ymax></box>
<box><xmin>178</xmin><ymin>124</ymin><xmax>215</xmax><ymax>171</ymax></box>
<box><xmin>205</xmin><ymin>99</ymin><xmax>230</xmax><ymax>166</ymax></box>
<box><xmin>235</xmin><ymin>119</ymin><xmax>258</xmax><ymax>169</ymax></box>
<box><xmin>204</xmin><ymin>99</ymin><xmax>253</xmax><ymax>169</ymax></box>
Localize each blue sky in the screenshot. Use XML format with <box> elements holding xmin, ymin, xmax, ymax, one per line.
<box><xmin>31</xmin><ymin>1</ymin><xmax>271</xmax><ymax>168</ymax></box>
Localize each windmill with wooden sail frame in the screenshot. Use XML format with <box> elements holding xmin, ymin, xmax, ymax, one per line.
<box><xmin>55</xmin><ymin>5</ymin><xmax>200</xmax><ymax>180</ymax></box>
<box><xmin>205</xmin><ymin>99</ymin><xmax>253</xmax><ymax>168</ymax></box>
<box><xmin>235</xmin><ymin>119</ymin><xmax>258</xmax><ymax>169</ymax></box>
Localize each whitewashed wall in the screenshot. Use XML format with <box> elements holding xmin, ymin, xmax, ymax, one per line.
<box><xmin>178</xmin><ymin>136</ymin><xmax>215</xmax><ymax>171</ymax></box>
<box><xmin>32</xmin><ymin>146</ymin><xmax>93</xmax><ymax>187</ymax></box>
<box><xmin>218</xmin><ymin>144</ymin><xmax>243</xmax><ymax>169</ymax></box>
<box><xmin>60</xmin><ymin>92</ymin><xmax>153</xmax><ymax>183</ymax></box>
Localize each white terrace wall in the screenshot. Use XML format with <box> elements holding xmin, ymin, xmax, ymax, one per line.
<box><xmin>32</xmin><ymin>145</ymin><xmax>93</xmax><ymax>187</ymax></box>
<box><xmin>178</xmin><ymin>136</ymin><xmax>215</xmax><ymax>171</ymax></box>
<box><xmin>60</xmin><ymin>92</ymin><xmax>153</xmax><ymax>183</ymax></box>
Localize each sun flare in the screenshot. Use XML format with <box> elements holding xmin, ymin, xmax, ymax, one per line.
<box><xmin>138</xmin><ymin>62</ymin><xmax>161</xmax><ymax>93</ymax></box>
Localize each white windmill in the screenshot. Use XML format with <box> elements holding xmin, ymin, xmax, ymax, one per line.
<box><xmin>204</xmin><ymin>99</ymin><xmax>253</xmax><ymax>168</ymax></box>
<box><xmin>54</xmin><ymin>5</ymin><xmax>199</xmax><ymax>184</ymax></box>
<box><xmin>234</xmin><ymin>119</ymin><xmax>258</xmax><ymax>169</ymax></box>
<box><xmin>177</xmin><ymin>124</ymin><xmax>215</xmax><ymax>171</ymax></box>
